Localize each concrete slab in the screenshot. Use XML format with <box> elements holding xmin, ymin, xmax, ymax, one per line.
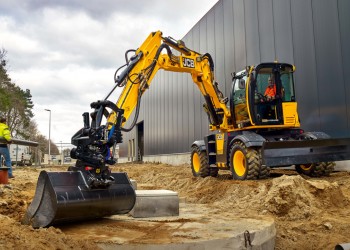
<box><xmin>129</xmin><ymin>190</ymin><xmax>179</xmax><ymax>218</ymax></box>
<box><xmin>60</xmin><ymin>203</ymin><xmax>275</xmax><ymax>250</ymax></box>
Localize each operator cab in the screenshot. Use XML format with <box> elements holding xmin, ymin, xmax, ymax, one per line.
<box><xmin>231</xmin><ymin>63</ymin><xmax>298</xmax><ymax>129</ymax></box>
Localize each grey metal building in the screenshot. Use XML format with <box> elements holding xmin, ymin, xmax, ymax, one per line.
<box><xmin>119</xmin><ymin>0</ymin><xmax>350</xmax><ymax>163</ymax></box>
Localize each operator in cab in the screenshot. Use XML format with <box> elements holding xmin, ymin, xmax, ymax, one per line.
<box><xmin>264</xmin><ymin>76</ymin><xmax>276</xmax><ymax>101</ymax></box>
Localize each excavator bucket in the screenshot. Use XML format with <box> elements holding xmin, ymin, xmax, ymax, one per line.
<box><xmin>262</xmin><ymin>138</ymin><xmax>350</xmax><ymax>167</ymax></box>
<box><xmin>23</xmin><ymin>170</ymin><xmax>136</xmax><ymax>228</ymax></box>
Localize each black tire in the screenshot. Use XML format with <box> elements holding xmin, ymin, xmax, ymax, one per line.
<box><xmin>210</xmin><ymin>167</ymin><xmax>219</xmax><ymax>177</ymax></box>
<box><xmin>323</xmin><ymin>162</ymin><xmax>335</xmax><ymax>176</ymax></box>
<box><xmin>229</xmin><ymin>141</ymin><xmax>259</xmax><ymax>180</ymax></box>
<box><xmin>256</xmin><ymin>148</ymin><xmax>270</xmax><ymax>179</ymax></box>
<box><xmin>190</xmin><ymin>146</ymin><xmax>210</xmax><ymax>178</ymax></box>
<box><xmin>295</xmin><ymin>162</ymin><xmax>335</xmax><ymax>177</ymax></box>
<box><xmin>259</xmin><ymin>164</ymin><xmax>271</xmax><ymax>179</ymax></box>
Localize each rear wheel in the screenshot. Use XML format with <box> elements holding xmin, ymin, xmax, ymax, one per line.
<box><xmin>258</xmin><ymin>164</ymin><xmax>271</xmax><ymax>179</ymax></box>
<box><xmin>190</xmin><ymin>146</ymin><xmax>210</xmax><ymax>177</ymax></box>
<box><xmin>322</xmin><ymin>162</ymin><xmax>335</xmax><ymax>176</ymax></box>
<box><xmin>295</xmin><ymin>162</ymin><xmax>335</xmax><ymax>177</ymax></box>
<box><xmin>229</xmin><ymin>141</ymin><xmax>259</xmax><ymax>180</ymax></box>
<box><xmin>256</xmin><ymin>148</ymin><xmax>270</xmax><ymax>179</ymax></box>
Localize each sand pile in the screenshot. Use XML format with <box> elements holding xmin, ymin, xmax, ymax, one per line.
<box><xmin>264</xmin><ymin>175</ymin><xmax>348</xmax><ymax>220</ymax></box>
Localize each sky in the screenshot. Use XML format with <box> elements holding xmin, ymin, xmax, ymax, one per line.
<box><xmin>0</xmin><ymin>0</ymin><xmax>218</xmax><ymax>146</ymax></box>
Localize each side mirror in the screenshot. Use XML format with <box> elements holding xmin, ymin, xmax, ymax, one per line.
<box><xmin>239</xmin><ymin>78</ymin><xmax>245</xmax><ymax>89</ymax></box>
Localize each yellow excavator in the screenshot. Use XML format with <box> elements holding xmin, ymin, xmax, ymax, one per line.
<box><xmin>23</xmin><ymin>31</ymin><xmax>350</xmax><ymax>228</ymax></box>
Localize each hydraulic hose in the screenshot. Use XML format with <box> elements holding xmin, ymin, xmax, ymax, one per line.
<box><xmin>202</xmin><ymin>53</ymin><xmax>215</xmax><ymax>72</ymax></box>
<box><xmin>120</xmin><ymin>44</ymin><xmax>172</xmax><ymax>132</ymax></box>
<box><xmin>120</xmin><ymin>89</ymin><xmax>142</xmax><ymax>132</ymax></box>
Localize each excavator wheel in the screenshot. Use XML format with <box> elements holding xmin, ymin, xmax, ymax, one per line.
<box><xmin>257</xmin><ymin>148</ymin><xmax>270</xmax><ymax>179</ymax></box>
<box><xmin>295</xmin><ymin>162</ymin><xmax>335</xmax><ymax>177</ymax></box>
<box><xmin>190</xmin><ymin>146</ymin><xmax>210</xmax><ymax>177</ymax></box>
<box><xmin>258</xmin><ymin>164</ymin><xmax>271</xmax><ymax>179</ymax></box>
<box><xmin>322</xmin><ymin>162</ymin><xmax>336</xmax><ymax>176</ymax></box>
<box><xmin>210</xmin><ymin>166</ymin><xmax>219</xmax><ymax>177</ymax></box>
<box><xmin>229</xmin><ymin>141</ymin><xmax>259</xmax><ymax>180</ymax></box>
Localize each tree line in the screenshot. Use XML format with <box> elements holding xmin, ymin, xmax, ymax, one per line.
<box><xmin>0</xmin><ymin>49</ymin><xmax>59</xmax><ymax>161</ymax></box>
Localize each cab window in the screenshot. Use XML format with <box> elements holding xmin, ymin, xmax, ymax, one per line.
<box><xmin>232</xmin><ymin>75</ymin><xmax>249</xmax><ymax>125</ymax></box>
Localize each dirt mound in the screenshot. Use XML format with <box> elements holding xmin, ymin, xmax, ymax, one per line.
<box><xmin>0</xmin><ymin>183</ymin><xmax>32</xmax><ymax>221</ymax></box>
<box><xmin>264</xmin><ymin>175</ymin><xmax>348</xmax><ymax>220</ymax></box>
<box><xmin>0</xmin><ymin>214</ymin><xmax>99</xmax><ymax>250</ymax></box>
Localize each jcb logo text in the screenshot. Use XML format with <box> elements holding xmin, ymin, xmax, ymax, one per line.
<box><xmin>182</xmin><ymin>58</ymin><xmax>195</xmax><ymax>68</ymax></box>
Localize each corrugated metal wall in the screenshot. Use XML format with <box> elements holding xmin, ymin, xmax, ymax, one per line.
<box><xmin>120</xmin><ymin>0</ymin><xmax>350</xmax><ymax>158</ymax></box>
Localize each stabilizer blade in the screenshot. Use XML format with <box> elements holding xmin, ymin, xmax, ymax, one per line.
<box><xmin>262</xmin><ymin>138</ymin><xmax>350</xmax><ymax>167</ymax></box>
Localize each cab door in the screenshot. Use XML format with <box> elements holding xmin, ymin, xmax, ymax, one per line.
<box><xmin>231</xmin><ymin>73</ymin><xmax>250</xmax><ymax>128</ymax></box>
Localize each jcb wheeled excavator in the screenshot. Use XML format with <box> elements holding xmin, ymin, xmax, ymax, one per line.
<box><xmin>23</xmin><ymin>31</ymin><xmax>350</xmax><ymax>228</ymax></box>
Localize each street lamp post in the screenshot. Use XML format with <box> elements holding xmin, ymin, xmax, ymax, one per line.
<box><xmin>60</xmin><ymin>141</ymin><xmax>63</xmax><ymax>165</ymax></box>
<box><xmin>45</xmin><ymin>109</ymin><xmax>51</xmax><ymax>165</ymax></box>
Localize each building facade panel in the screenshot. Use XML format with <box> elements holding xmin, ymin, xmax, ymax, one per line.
<box><xmin>169</xmin><ymin>72</ymin><xmax>175</xmax><ymax>153</ymax></box>
<box><xmin>223</xmin><ymin>0</ymin><xmax>235</xmax><ymax>95</ymax></box>
<box><xmin>338</xmin><ymin>0</ymin><xmax>350</xmax><ymax>130</ymax></box>
<box><xmin>214</xmin><ymin>1</ymin><xmax>226</xmax><ymax>88</ymax></box>
<box><xmin>273</xmin><ymin>0</ymin><xmax>294</xmax><ymax>63</ymax></box>
<box><xmin>233</xmin><ymin>0</ymin><xmax>247</xmax><ymax>70</ymax></box>
<box><xmin>257</xmin><ymin>0</ymin><xmax>275</xmax><ymax>62</ymax></box>
<box><xmin>312</xmin><ymin>0</ymin><xmax>347</xmax><ymax>136</ymax></box>
<box><xmin>290</xmin><ymin>0</ymin><xmax>320</xmax><ymax>131</ymax></box>
<box><xmin>245</xmin><ymin>0</ymin><xmax>260</xmax><ymax>66</ymax></box>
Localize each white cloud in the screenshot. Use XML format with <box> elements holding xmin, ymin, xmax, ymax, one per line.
<box><xmin>0</xmin><ymin>0</ymin><xmax>218</xmax><ymax>144</ymax></box>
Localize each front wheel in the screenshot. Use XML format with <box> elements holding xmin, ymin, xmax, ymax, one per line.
<box><xmin>229</xmin><ymin>141</ymin><xmax>259</xmax><ymax>180</ymax></box>
<box><xmin>190</xmin><ymin>146</ymin><xmax>210</xmax><ymax>177</ymax></box>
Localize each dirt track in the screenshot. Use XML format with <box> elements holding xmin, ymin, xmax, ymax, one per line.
<box><xmin>0</xmin><ymin>163</ymin><xmax>350</xmax><ymax>249</ymax></box>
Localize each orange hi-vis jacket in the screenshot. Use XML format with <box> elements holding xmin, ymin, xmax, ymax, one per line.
<box><xmin>264</xmin><ymin>84</ymin><xmax>276</xmax><ymax>98</ymax></box>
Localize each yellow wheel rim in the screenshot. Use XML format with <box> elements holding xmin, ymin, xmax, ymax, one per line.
<box><xmin>192</xmin><ymin>152</ymin><xmax>201</xmax><ymax>173</ymax></box>
<box><xmin>300</xmin><ymin>164</ymin><xmax>312</xmax><ymax>171</ymax></box>
<box><xmin>233</xmin><ymin>150</ymin><xmax>246</xmax><ymax>177</ymax></box>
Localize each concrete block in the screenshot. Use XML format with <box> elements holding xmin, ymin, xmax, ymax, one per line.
<box><xmin>130</xmin><ymin>190</ymin><xmax>179</xmax><ymax>218</ymax></box>
<box><xmin>130</xmin><ymin>179</ymin><xmax>137</xmax><ymax>190</ymax></box>
<box><xmin>335</xmin><ymin>161</ymin><xmax>350</xmax><ymax>172</ymax></box>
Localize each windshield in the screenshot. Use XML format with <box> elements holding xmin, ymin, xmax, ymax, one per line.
<box><xmin>255</xmin><ymin>65</ymin><xmax>295</xmax><ymax>102</ymax></box>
